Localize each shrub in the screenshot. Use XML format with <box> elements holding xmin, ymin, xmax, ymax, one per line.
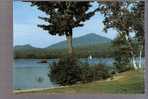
<box><xmin>80</xmin><ymin>63</ymin><xmax>111</xmax><ymax>83</ymax></box>
<box><xmin>92</xmin><ymin>64</ymin><xmax>111</xmax><ymax>80</ymax></box>
<box><xmin>114</xmin><ymin>61</ymin><xmax>131</xmax><ymax>73</ymax></box>
<box><xmin>48</xmin><ymin>56</ymin><xmax>81</xmax><ymax>86</ymax></box>
<box><xmin>79</xmin><ymin>63</ymin><xmax>94</xmax><ymax>83</ymax></box>
<box><xmin>49</xmin><ymin>57</ymin><xmax>111</xmax><ymax>86</ymax></box>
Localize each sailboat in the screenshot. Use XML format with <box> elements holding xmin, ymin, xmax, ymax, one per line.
<box><xmin>88</xmin><ymin>55</ymin><xmax>93</xmax><ymax>60</ymax></box>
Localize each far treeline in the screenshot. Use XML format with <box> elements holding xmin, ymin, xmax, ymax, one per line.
<box><xmin>14</xmin><ymin>43</ymin><xmax>114</xmax><ymax>59</ymax></box>
<box><xmin>14</xmin><ymin>41</ymin><xmax>144</xmax><ymax>59</ymax></box>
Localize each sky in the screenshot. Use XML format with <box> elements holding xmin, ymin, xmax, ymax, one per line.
<box><xmin>13</xmin><ymin>1</ymin><xmax>117</xmax><ymax>48</ymax></box>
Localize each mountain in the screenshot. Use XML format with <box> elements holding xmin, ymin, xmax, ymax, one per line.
<box><xmin>48</xmin><ymin>33</ymin><xmax>112</xmax><ymax>49</ymax></box>
<box><xmin>15</xmin><ymin>44</ymin><xmax>36</xmax><ymax>50</ymax></box>
<box><xmin>14</xmin><ymin>33</ymin><xmax>113</xmax><ymax>58</ymax></box>
<box><xmin>14</xmin><ymin>44</ymin><xmax>43</xmax><ymax>55</ymax></box>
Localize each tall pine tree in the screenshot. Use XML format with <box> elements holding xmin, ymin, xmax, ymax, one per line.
<box><xmin>28</xmin><ymin>1</ymin><xmax>97</xmax><ymax>56</ymax></box>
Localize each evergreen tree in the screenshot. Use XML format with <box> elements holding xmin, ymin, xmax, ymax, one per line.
<box><xmin>28</xmin><ymin>1</ymin><xmax>97</xmax><ymax>56</ymax></box>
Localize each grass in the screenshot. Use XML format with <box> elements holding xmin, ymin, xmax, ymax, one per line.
<box><xmin>15</xmin><ymin>70</ymin><xmax>144</xmax><ymax>95</ymax></box>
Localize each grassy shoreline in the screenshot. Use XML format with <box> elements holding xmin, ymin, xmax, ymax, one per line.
<box><xmin>14</xmin><ymin>70</ymin><xmax>144</xmax><ymax>94</ymax></box>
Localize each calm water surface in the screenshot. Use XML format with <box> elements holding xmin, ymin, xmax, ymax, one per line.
<box><xmin>13</xmin><ymin>58</ymin><xmax>144</xmax><ymax>90</ymax></box>
<box><xmin>13</xmin><ymin>59</ymin><xmax>58</xmax><ymax>90</ymax></box>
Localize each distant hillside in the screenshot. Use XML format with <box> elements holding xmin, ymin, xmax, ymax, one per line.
<box><xmin>15</xmin><ymin>44</ymin><xmax>36</xmax><ymax>50</ymax></box>
<box><xmin>14</xmin><ymin>33</ymin><xmax>113</xmax><ymax>59</ymax></box>
<box><xmin>48</xmin><ymin>33</ymin><xmax>112</xmax><ymax>49</ymax></box>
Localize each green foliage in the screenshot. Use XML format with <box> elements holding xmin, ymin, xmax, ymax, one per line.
<box><xmin>28</xmin><ymin>1</ymin><xmax>98</xmax><ymax>56</ymax></box>
<box><xmin>14</xmin><ymin>43</ymin><xmax>114</xmax><ymax>59</ymax></box>
<box><xmin>49</xmin><ymin>56</ymin><xmax>81</xmax><ymax>86</ymax></box>
<box><xmin>98</xmin><ymin>1</ymin><xmax>144</xmax><ymax>70</ymax></box>
<box><xmin>92</xmin><ymin>64</ymin><xmax>111</xmax><ymax>80</ymax></box>
<box><xmin>80</xmin><ymin>63</ymin><xmax>111</xmax><ymax>83</ymax></box>
<box><xmin>49</xmin><ymin>56</ymin><xmax>111</xmax><ymax>85</ymax></box>
<box><xmin>98</xmin><ymin>1</ymin><xmax>144</xmax><ymax>34</ymax></box>
<box><xmin>131</xmin><ymin>1</ymin><xmax>144</xmax><ymax>44</ymax></box>
<box><xmin>30</xmin><ymin>1</ymin><xmax>97</xmax><ymax>36</ymax></box>
<box><xmin>112</xmin><ymin>33</ymin><xmax>132</xmax><ymax>72</ymax></box>
<box><xmin>79</xmin><ymin>63</ymin><xmax>94</xmax><ymax>83</ymax></box>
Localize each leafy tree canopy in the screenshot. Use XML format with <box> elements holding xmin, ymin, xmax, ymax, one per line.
<box><xmin>30</xmin><ymin>1</ymin><xmax>97</xmax><ymax>36</ymax></box>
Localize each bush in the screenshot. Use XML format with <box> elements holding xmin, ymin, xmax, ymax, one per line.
<box><xmin>79</xmin><ymin>63</ymin><xmax>94</xmax><ymax>83</ymax></box>
<box><xmin>48</xmin><ymin>56</ymin><xmax>81</xmax><ymax>86</ymax></box>
<box><xmin>114</xmin><ymin>58</ymin><xmax>132</xmax><ymax>73</ymax></box>
<box><xmin>114</xmin><ymin>64</ymin><xmax>131</xmax><ymax>73</ymax></box>
<box><xmin>93</xmin><ymin>64</ymin><xmax>111</xmax><ymax>80</ymax></box>
<box><xmin>80</xmin><ymin>64</ymin><xmax>111</xmax><ymax>83</ymax></box>
<box><xmin>49</xmin><ymin>57</ymin><xmax>111</xmax><ymax>86</ymax></box>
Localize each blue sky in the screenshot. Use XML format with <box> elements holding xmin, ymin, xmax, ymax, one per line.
<box><xmin>13</xmin><ymin>1</ymin><xmax>117</xmax><ymax>48</ymax></box>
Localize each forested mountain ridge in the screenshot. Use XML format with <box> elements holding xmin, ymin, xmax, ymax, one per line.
<box><xmin>14</xmin><ymin>33</ymin><xmax>113</xmax><ymax>59</ymax></box>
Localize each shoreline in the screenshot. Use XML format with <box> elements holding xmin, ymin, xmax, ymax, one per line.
<box><xmin>14</xmin><ymin>85</ymin><xmax>72</xmax><ymax>93</ymax></box>
<box><xmin>14</xmin><ymin>70</ymin><xmax>144</xmax><ymax>94</ymax></box>
<box><xmin>13</xmin><ymin>75</ymin><xmax>123</xmax><ymax>94</ymax></box>
<box><xmin>14</xmin><ymin>87</ymin><xmax>59</xmax><ymax>93</ymax></box>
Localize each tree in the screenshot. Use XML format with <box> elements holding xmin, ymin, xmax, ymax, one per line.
<box><xmin>131</xmin><ymin>1</ymin><xmax>144</xmax><ymax>68</ymax></box>
<box><xmin>97</xmin><ymin>1</ymin><xmax>144</xmax><ymax>70</ymax></box>
<box><xmin>113</xmin><ymin>32</ymin><xmax>132</xmax><ymax>72</ymax></box>
<box><xmin>49</xmin><ymin>56</ymin><xmax>81</xmax><ymax>85</ymax></box>
<box><xmin>28</xmin><ymin>1</ymin><xmax>97</xmax><ymax>56</ymax></box>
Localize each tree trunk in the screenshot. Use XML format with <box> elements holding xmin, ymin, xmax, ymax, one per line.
<box><xmin>139</xmin><ymin>49</ymin><xmax>142</xmax><ymax>68</ymax></box>
<box><xmin>132</xmin><ymin>57</ymin><xmax>138</xmax><ymax>70</ymax></box>
<box><xmin>66</xmin><ymin>32</ymin><xmax>73</xmax><ymax>56</ymax></box>
<box><xmin>125</xmin><ymin>33</ymin><xmax>138</xmax><ymax>70</ymax></box>
<box><xmin>138</xmin><ymin>45</ymin><xmax>143</xmax><ymax>69</ymax></box>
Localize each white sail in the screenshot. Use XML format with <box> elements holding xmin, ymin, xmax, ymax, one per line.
<box><xmin>89</xmin><ymin>55</ymin><xmax>92</xmax><ymax>60</ymax></box>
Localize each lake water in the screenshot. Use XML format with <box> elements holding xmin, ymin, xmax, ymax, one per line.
<box><xmin>13</xmin><ymin>59</ymin><xmax>58</xmax><ymax>90</ymax></box>
<box><xmin>13</xmin><ymin>58</ymin><xmax>144</xmax><ymax>90</ymax></box>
